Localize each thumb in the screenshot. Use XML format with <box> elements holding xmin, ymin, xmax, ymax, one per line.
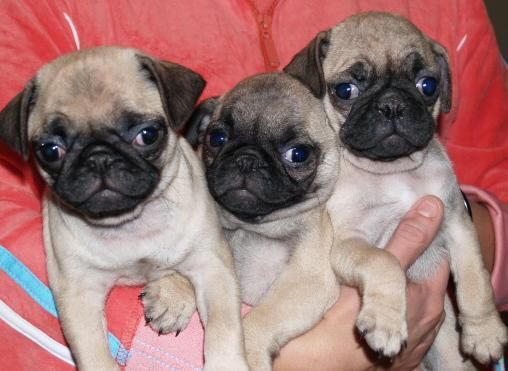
<box><xmin>385</xmin><ymin>195</ymin><xmax>444</xmax><ymax>270</ymax></box>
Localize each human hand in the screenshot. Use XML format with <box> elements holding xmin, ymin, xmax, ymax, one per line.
<box><xmin>273</xmin><ymin>196</ymin><xmax>447</xmax><ymax>370</ymax></box>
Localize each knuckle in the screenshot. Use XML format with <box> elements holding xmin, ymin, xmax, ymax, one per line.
<box><xmin>428</xmin><ymin>307</ymin><xmax>445</xmax><ymax>326</ymax></box>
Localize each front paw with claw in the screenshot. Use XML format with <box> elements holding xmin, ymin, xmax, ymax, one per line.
<box><xmin>356</xmin><ymin>292</ymin><xmax>408</xmax><ymax>358</ymax></box>
<box><xmin>141</xmin><ymin>274</ymin><xmax>196</xmax><ymax>335</ymax></box>
<box><xmin>461</xmin><ymin>311</ymin><xmax>508</xmax><ymax>364</ymax></box>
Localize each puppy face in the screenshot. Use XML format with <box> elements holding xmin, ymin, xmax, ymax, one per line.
<box><xmin>0</xmin><ymin>47</ymin><xmax>205</xmax><ymax>221</ymax></box>
<box><xmin>191</xmin><ymin>73</ymin><xmax>338</xmax><ymax>222</ymax></box>
<box><xmin>285</xmin><ymin>12</ymin><xmax>451</xmax><ymax>163</ymax></box>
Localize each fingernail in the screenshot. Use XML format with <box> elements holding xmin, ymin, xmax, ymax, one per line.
<box><xmin>416</xmin><ymin>199</ymin><xmax>438</xmax><ymax>218</ymax></box>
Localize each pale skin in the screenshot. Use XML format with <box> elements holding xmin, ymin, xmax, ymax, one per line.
<box><xmin>274</xmin><ymin>196</ymin><xmax>496</xmax><ymax>370</ymax></box>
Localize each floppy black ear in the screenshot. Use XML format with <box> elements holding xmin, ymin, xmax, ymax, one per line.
<box><xmin>430</xmin><ymin>40</ymin><xmax>452</xmax><ymax>113</ymax></box>
<box><xmin>137</xmin><ymin>55</ymin><xmax>206</xmax><ymax>131</ymax></box>
<box><xmin>0</xmin><ymin>80</ymin><xmax>36</xmax><ymax>160</ymax></box>
<box><xmin>283</xmin><ymin>30</ymin><xmax>330</xmax><ymax>99</ymax></box>
<box><xmin>184</xmin><ymin>97</ymin><xmax>219</xmax><ymax>148</ymax></box>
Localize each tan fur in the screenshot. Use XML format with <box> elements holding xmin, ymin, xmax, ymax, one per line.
<box><xmin>3</xmin><ymin>47</ymin><xmax>248</xmax><ymax>371</ymax></box>
<box><xmin>286</xmin><ymin>12</ymin><xmax>507</xmax><ymax>369</ymax></box>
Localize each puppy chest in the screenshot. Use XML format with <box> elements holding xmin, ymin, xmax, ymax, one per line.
<box><xmin>228</xmin><ymin>231</ymin><xmax>292</xmax><ymax>305</ymax></box>
<box><xmin>63</xmin><ymin>220</ymin><xmax>187</xmax><ymax>274</ymax></box>
<box><xmin>333</xmin><ymin>171</ymin><xmax>448</xmax><ymax>245</ymax></box>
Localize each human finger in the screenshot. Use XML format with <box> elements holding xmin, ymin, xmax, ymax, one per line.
<box><xmin>385</xmin><ymin>196</ymin><xmax>444</xmax><ymax>270</ymax></box>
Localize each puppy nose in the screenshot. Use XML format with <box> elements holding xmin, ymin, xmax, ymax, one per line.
<box><xmin>85</xmin><ymin>153</ymin><xmax>115</xmax><ymax>172</ymax></box>
<box><xmin>235</xmin><ymin>153</ymin><xmax>260</xmax><ymax>174</ymax></box>
<box><xmin>82</xmin><ymin>145</ymin><xmax>117</xmax><ymax>172</ymax></box>
<box><xmin>376</xmin><ymin>91</ymin><xmax>405</xmax><ymax>120</ymax></box>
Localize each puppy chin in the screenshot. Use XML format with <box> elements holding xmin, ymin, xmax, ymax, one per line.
<box><xmin>83</xmin><ymin>203</ymin><xmax>146</xmax><ymax>227</ymax></box>
<box><xmin>217</xmin><ymin>189</ymin><xmax>276</xmax><ymax>222</ymax></box>
<box><xmin>80</xmin><ymin>180</ymin><xmax>171</xmax><ymax>227</ymax></box>
<box><xmin>346</xmin><ymin>135</ymin><xmax>422</xmax><ymax>162</ymax></box>
<box><xmin>342</xmin><ymin>144</ymin><xmax>430</xmax><ymax>175</ymax></box>
<box><xmin>55</xmin><ymin>195</ymin><xmax>146</xmax><ymax>227</ymax></box>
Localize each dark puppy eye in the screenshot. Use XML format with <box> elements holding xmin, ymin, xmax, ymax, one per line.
<box><xmin>207</xmin><ymin>129</ymin><xmax>228</xmax><ymax>147</ymax></box>
<box><xmin>133</xmin><ymin>126</ymin><xmax>160</xmax><ymax>146</ymax></box>
<box><xmin>39</xmin><ymin>143</ymin><xmax>66</xmax><ymax>162</ymax></box>
<box><xmin>333</xmin><ymin>83</ymin><xmax>360</xmax><ymax>100</ymax></box>
<box><xmin>416</xmin><ymin>77</ymin><xmax>438</xmax><ymax>97</ymax></box>
<box><xmin>283</xmin><ymin>145</ymin><xmax>310</xmax><ymax>164</ymax></box>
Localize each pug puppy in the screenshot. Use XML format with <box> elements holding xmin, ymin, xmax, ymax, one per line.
<box><xmin>0</xmin><ymin>46</ymin><xmax>248</xmax><ymax>371</ymax></box>
<box><xmin>284</xmin><ymin>11</ymin><xmax>507</xmax><ymax>369</ymax></box>
<box><xmin>143</xmin><ymin>72</ymin><xmax>347</xmax><ymax>370</ymax></box>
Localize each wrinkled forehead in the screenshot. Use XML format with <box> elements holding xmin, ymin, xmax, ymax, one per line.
<box><xmin>218</xmin><ymin>77</ymin><xmax>326</xmax><ymax>142</ymax></box>
<box><xmin>31</xmin><ymin>49</ymin><xmax>163</xmax><ymax>134</ymax></box>
<box><xmin>324</xmin><ymin>16</ymin><xmax>436</xmax><ymax>78</ymax></box>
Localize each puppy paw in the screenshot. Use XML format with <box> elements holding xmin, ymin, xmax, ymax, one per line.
<box><xmin>460</xmin><ymin>311</ymin><xmax>508</xmax><ymax>364</ymax></box>
<box><xmin>356</xmin><ymin>295</ymin><xmax>408</xmax><ymax>358</ymax></box>
<box><xmin>141</xmin><ymin>274</ymin><xmax>196</xmax><ymax>335</ymax></box>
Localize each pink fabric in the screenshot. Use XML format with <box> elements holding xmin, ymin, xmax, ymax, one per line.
<box><xmin>126</xmin><ymin>305</ymin><xmax>252</xmax><ymax>370</ymax></box>
<box><xmin>0</xmin><ymin>320</ymin><xmax>74</xmax><ymax>371</ymax></box>
<box><xmin>127</xmin><ymin>313</ymin><xmax>204</xmax><ymax>371</ymax></box>
<box><xmin>462</xmin><ymin>185</ymin><xmax>508</xmax><ymax>312</ymax></box>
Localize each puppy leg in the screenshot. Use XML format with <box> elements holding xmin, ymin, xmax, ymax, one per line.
<box><xmin>242</xmin><ymin>214</ymin><xmax>338</xmax><ymax>371</ymax></box>
<box><xmin>446</xmin><ymin>215</ymin><xmax>507</xmax><ymax>364</ymax></box>
<box><xmin>179</xmin><ymin>243</ymin><xmax>248</xmax><ymax>371</ymax></box>
<box><xmin>141</xmin><ymin>273</ymin><xmax>196</xmax><ymax>335</ymax></box>
<box><xmin>51</xmin><ymin>273</ymin><xmax>118</xmax><ymax>371</ymax></box>
<box><xmin>331</xmin><ymin>237</ymin><xmax>408</xmax><ymax>358</ymax></box>
<box><xmin>242</xmin><ymin>257</ymin><xmax>338</xmax><ymax>371</ymax></box>
<box><xmin>424</xmin><ymin>296</ymin><xmax>477</xmax><ymax>371</ymax></box>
